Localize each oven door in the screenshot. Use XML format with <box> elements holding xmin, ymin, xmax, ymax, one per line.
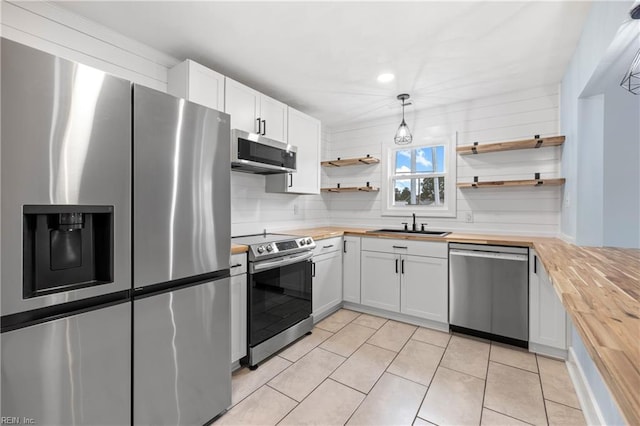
<box><xmin>248</xmin><ymin>251</ymin><xmax>313</xmax><ymax>347</ymax></box>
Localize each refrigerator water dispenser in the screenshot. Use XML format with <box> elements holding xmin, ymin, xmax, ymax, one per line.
<box><xmin>23</xmin><ymin>205</ymin><xmax>114</xmax><ymax>298</ymax></box>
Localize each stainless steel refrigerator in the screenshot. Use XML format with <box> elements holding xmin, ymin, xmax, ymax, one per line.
<box><xmin>1</xmin><ymin>38</ymin><xmax>232</xmax><ymax>426</ymax></box>
<box><xmin>131</xmin><ymin>85</ymin><xmax>232</xmax><ymax>426</ymax></box>
<box><xmin>1</xmin><ymin>38</ymin><xmax>132</xmax><ymax>426</ymax></box>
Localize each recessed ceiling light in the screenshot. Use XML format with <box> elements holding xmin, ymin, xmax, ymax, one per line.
<box><xmin>377</xmin><ymin>73</ymin><xmax>395</xmax><ymax>83</ymax></box>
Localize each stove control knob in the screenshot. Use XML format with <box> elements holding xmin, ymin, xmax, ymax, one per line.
<box><xmin>257</xmin><ymin>246</ymin><xmax>265</xmax><ymax>254</ymax></box>
<box><xmin>266</xmin><ymin>244</ymin><xmax>273</xmax><ymax>252</ymax></box>
<box><xmin>306</xmin><ymin>238</ymin><xmax>313</xmax><ymax>245</ymax></box>
<box><xmin>300</xmin><ymin>239</ymin><xmax>306</xmax><ymax>246</ymax></box>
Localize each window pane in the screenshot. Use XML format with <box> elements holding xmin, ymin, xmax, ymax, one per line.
<box><xmin>434</xmin><ymin>146</ymin><xmax>445</xmax><ymax>173</ymax></box>
<box><xmin>418</xmin><ymin>176</ymin><xmax>445</xmax><ymax>205</ymax></box>
<box><xmin>393</xmin><ymin>179</ymin><xmax>412</xmax><ymax>205</ymax></box>
<box><xmin>395</xmin><ymin>150</ymin><xmax>411</xmax><ymax>174</ymax></box>
<box><xmin>415</xmin><ymin>147</ymin><xmax>435</xmax><ymax>173</ymax></box>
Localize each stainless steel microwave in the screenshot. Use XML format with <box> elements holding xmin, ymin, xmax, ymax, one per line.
<box><xmin>231</xmin><ymin>129</ymin><xmax>297</xmax><ymax>174</ymax></box>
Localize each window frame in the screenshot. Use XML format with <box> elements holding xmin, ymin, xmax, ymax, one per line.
<box><xmin>381</xmin><ymin>133</ymin><xmax>457</xmax><ymax>217</ymax></box>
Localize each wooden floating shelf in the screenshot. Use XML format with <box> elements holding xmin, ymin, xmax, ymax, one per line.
<box><xmin>321</xmin><ymin>156</ymin><xmax>380</xmax><ymax>167</ymax></box>
<box><xmin>457</xmin><ymin>178</ymin><xmax>566</xmax><ymax>188</ymax></box>
<box><xmin>457</xmin><ymin>135</ymin><xmax>565</xmax><ymax>155</ymax></box>
<box><xmin>321</xmin><ymin>186</ymin><xmax>380</xmax><ymax>193</ymax></box>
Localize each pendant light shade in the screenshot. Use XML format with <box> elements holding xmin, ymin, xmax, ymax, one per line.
<box><xmin>394</xmin><ymin>94</ymin><xmax>413</xmax><ymax>145</ymax></box>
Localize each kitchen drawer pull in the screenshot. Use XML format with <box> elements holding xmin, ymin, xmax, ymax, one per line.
<box><xmin>230</xmin><ymin>263</ymin><xmax>243</xmax><ymax>268</ymax></box>
<box><xmin>392</xmin><ymin>245</ymin><xmax>408</xmax><ymax>249</ymax></box>
<box><xmin>323</xmin><ymin>244</ymin><xmax>334</xmax><ymax>249</ymax></box>
<box><xmin>395</xmin><ymin>259</ymin><xmax>398</xmax><ymax>274</ymax></box>
<box><xmin>343</xmin><ymin>240</ymin><xmax>347</xmax><ymax>253</ymax></box>
<box><xmin>262</xmin><ymin>119</ymin><xmax>266</xmax><ymax>136</ymax></box>
<box><xmin>256</xmin><ymin>117</ymin><xmax>262</xmax><ymax>134</ymax></box>
<box><xmin>289</xmin><ymin>173</ymin><xmax>293</xmax><ymax>188</ymax></box>
<box><xmin>401</xmin><ymin>259</ymin><xmax>405</xmax><ymax>274</ymax></box>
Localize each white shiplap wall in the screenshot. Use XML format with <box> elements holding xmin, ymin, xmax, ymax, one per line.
<box><xmin>326</xmin><ymin>85</ymin><xmax>563</xmax><ymax>236</ymax></box>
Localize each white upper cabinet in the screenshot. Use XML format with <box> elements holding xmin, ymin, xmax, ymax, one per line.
<box><xmin>167</xmin><ymin>59</ymin><xmax>225</xmax><ymax>112</ymax></box>
<box><xmin>224</xmin><ymin>77</ymin><xmax>287</xmax><ymax>142</ymax></box>
<box><xmin>266</xmin><ymin>106</ymin><xmax>321</xmax><ymax>194</ymax></box>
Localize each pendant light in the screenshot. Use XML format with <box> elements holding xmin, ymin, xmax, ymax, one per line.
<box><xmin>394</xmin><ymin>93</ymin><xmax>413</xmax><ymax>145</ymax></box>
<box><xmin>620</xmin><ymin>5</ymin><xmax>640</xmax><ymax>95</ymax></box>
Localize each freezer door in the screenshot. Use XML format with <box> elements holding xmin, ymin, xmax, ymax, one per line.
<box><xmin>133</xmin><ymin>85</ymin><xmax>231</xmax><ymax>287</ymax></box>
<box><xmin>1</xmin><ymin>38</ymin><xmax>131</xmax><ymax>315</ymax></box>
<box><xmin>134</xmin><ymin>278</ymin><xmax>231</xmax><ymax>425</ymax></box>
<box><xmin>1</xmin><ymin>302</ymin><xmax>131</xmax><ymax>425</ymax></box>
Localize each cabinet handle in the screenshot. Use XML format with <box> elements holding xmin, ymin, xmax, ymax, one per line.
<box><xmin>323</xmin><ymin>245</ymin><xmax>334</xmax><ymax>249</ymax></box>
<box><xmin>395</xmin><ymin>259</ymin><xmax>398</xmax><ymax>274</ymax></box>
<box><xmin>256</xmin><ymin>117</ymin><xmax>261</xmax><ymax>134</ymax></box>
<box><xmin>230</xmin><ymin>263</ymin><xmax>242</xmax><ymax>268</ymax></box>
<box><xmin>312</xmin><ymin>262</ymin><xmax>316</xmax><ymax>278</ymax></box>
<box><xmin>401</xmin><ymin>259</ymin><xmax>405</xmax><ymax>274</ymax></box>
<box><xmin>343</xmin><ymin>240</ymin><xmax>347</xmax><ymax>253</ymax></box>
<box><xmin>262</xmin><ymin>119</ymin><xmax>266</xmax><ymax>136</ymax></box>
<box><xmin>534</xmin><ymin>255</ymin><xmax>537</xmax><ymax>274</ymax></box>
<box><xmin>392</xmin><ymin>245</ymin><xmax>408</xmax><ymax>249</ymax></box>
<box><xmin>288</xmin><ymin>173</ymin><xmax>293</xmax><ymax>188</ymax></box>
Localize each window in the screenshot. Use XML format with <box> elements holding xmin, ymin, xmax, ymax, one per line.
<box><xmin>382</xmin><ymin>135</ymin><xmax>456</xmax><ymax>217</ymax></box>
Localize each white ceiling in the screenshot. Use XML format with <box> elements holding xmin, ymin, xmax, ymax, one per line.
<box><xmin>57</xmin><ymin>1</ymin><xmax>592</xmax><ymax>128</ymax></box>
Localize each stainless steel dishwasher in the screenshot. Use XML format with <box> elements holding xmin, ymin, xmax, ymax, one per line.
<box><xmin>449</xmin><ymin>243</ymin><xmax>529</xmax><ymax>347</ymax></box>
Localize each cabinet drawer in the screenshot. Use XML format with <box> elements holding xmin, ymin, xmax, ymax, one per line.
<box><xmin>230</xmin><ymin>253</ymin><xmax>247</xmax><ymax>276</ymax></box>
<box><xmin>361</xmin><ymin>237</ymin><xmax>447</xmax><ymax>258</ymax></box>
<box><xmin>312</xmin><ymin>237</ymin><xmax>342</xmax><ymax>256</ymax></box>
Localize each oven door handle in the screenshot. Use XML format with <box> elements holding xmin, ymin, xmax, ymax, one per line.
<box><xmin>250</xmin><ymin>251</ymin><xmax>314</xmax><ymax>273</ymax></box>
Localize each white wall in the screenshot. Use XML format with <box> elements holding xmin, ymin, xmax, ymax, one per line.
<box><xmin>326</xmin><ymin>85</ymin><xmax>563</xmax><ymax>236</ymax></box>
<box><xmin>560</xmin><ymin>0</ymin><xmax>637</xmax><ymax>244</ymax></box>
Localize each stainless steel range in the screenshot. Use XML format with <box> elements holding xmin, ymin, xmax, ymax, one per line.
<box><xmin>232</xmin><ymin>233</ymin><xmax>316</xmax><ymax>369</ymax></box>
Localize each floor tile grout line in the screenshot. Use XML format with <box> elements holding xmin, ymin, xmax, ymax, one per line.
<box><xmin>411</xmin><ymin>339</ymin><xmax>460</xmax><ymax>425</ymax></box>
<box><xmin>482</xmin><ymin>407</ymin><xmax>537</xmax><ymax>426</ymax></box>
<box><xmin>536</xmin><ymin>354</ymin><xmax>552</xmax><ymax>425</ymax></box>
<box><xmin>228</xmin><ymin>357</ymin><xmax>293</xmax><ymax>409</ymax></box>
<box><xmin>489</xmin><ymin>358</ymin><xmax>540</xmax><ymax>375</ymax></box>
<box><xmin>543</xmin><ymin>397</ymin><xmax>584</xmax><ymax>412</ymax></box>
<box><xmin>479</xmin><ymin>343</ymin><xmax>494</xmax><ymax>425</ymax></box>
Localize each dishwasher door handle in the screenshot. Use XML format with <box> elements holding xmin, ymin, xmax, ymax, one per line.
<box><xmin>449</xmin><ymin>249</ymin><xmax>527</xmax><ymax>262</ymax></box>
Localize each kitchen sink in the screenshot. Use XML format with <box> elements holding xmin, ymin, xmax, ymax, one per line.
<box><xmin>368</xmin><ymin>229</ymin><xmax>450</xmax><ymax>237</ymax></box>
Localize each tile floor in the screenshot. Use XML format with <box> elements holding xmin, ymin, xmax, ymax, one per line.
<box><xmin>215</xmin><ymin>309</ymin><xmax>586</xmax><ymax>426</ymax></box>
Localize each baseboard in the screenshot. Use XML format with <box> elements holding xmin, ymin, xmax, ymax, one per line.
<box><xmin>312</xmin><ymin>303</ymin><xmax>343</xmax><ymax>324</ymax></box>
<box><xmin>230</xmin><ymin>359</ymin><xmax>242</xmax><ymax>372</ymax></box>
<box><xmin>529</xmin><ymin>341</ymin><xmax>568</xmax><ymax>360</ymax></box>
<box><xmin>567</xmin><ymin>347</ymin><xmax>605</xmax><ymax>426</ymax></box>
<box><xmin>341</xmin><ymin>302</ymin><xmax>449</xmax><ymax>332</ymax></box>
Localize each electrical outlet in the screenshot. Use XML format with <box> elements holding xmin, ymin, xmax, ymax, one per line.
<box><xmin>465</xmin><ymin>212</ymin><xmax>474</xmax><ymax>223</ymax></box>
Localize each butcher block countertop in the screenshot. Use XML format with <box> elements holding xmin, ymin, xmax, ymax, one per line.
<box><xmin>283</xmin><ymin>226</ymin><xmax>640</xmax><ymax>424</ymax></box>
<box><xmin>231</xmin><ymin>243</ymin><xmax>248</xmax><ymax>254</ymax></box>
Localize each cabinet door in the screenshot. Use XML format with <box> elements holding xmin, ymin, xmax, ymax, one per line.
<box><xmin>530</xmin><ymin>251</ymin><xmax>567</xmax><ymax>350</ymax></box>
<box><xmin>167</xmin><ymin>60</ymin><xmax>225</xmax><ymax>112</ymax></box>
<box><xmin>230</xmin><ymin>273</ymin><xmax>247</xmax><ymax>362</ymax></box>
<box><xmin>288</xmin><ymin>107</ymin><xmax>320</xmax><ymax>193</ymax></box>
<box><xmin>265</xmin><ymin>107</ymin><xmax>321</xmax><ymax>194</ymax></box>
<box><xmin>343</xmin><ymin>237</ymin><xmax>361</xmax><ymax>304</ymax></box>
<box><xmin>401</xmin><ymin>255</ymin><xmax>448</xmax><ymax>323</ymax></box>
<box><xmin>260</xmin><ymin>95</ymin><xmax>288</xmax><ymax>142</ymax></box>
<box><xmin>225</xmin><ymin>77</ymin><xmax>260</xmax><ymax>133</ymax></box>
<box><xmin>361</xmin><ymin>251</ymin><xmax>400</xmax><ymax>312</ymax></box>
<box><xmin>313</xmin><ymin>251</ymin><xmax>343</xmax><ymax>318</ymax></box>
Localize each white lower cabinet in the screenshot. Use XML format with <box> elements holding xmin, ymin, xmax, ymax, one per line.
<box><xmin>529</xmin><ymin>249</ymin><xmax>567</xmax><ymax>357</ymax></box>
<box><xmin>360</xmin><ymin>238</ymin><xmax>448</xmax><ymax>324</ymax></box>
<box><xmin>312</xmin><ymin>238</ymin><xmax>343</xmax><ymax>319</ymax></box>
<box><xmin>342</xmin><ymin>236</ymin><xmax>361</xmax><ymax>304</ymax></box>
<box><xmin>230</xmin><ymin>253</ymin><xmax>247</xmax><ymax>364</ymax></box>
<box><xmin>401</xmin><ymin>255</ymin><xmax>448</xmax><ymax>323</ymax></box>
